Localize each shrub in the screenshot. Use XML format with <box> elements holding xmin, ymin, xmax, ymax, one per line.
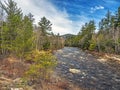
<box><xmin>89</xmin><ymin>43</ymin><xmax>96</xmax><ymax>51</ymax></box>
<box><xmin>24</xmin><ymin>50</ymin><xmax>57</xmax><ymax>83</ymax></box>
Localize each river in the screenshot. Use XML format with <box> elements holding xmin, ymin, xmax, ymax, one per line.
<box><xmin>54</xmin><ymin>47</ymin><xmax>120</xmax><ymax>90</ymax></box>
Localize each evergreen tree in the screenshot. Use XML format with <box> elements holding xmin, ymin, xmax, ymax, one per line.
<box><xmin>37</xmin><ymin>17</ymin><xmax>52</xmax><ymax>50</ymax></box>
<box><xmin>38</xmin><ymin>17</ymin><xmax>52</xmax><ymax>36</ymax></box>
<box><xmin>0</xmin><ymin>0</ymin><xmax>22</xmax><ymax>54</ymax></box>
<box><xmin>15</xmin><ymin>15</ymin><xmax>33</xmax><ymax>58</ymax></box>
<box><xmin>79</xmin><ymin>20</ymin><xmax>96</xmax><ymax>49</ymax></box>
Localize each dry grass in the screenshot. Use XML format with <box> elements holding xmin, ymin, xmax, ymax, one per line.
<box><xmin>33</xmin><ymin>78</ymin><xmax>82</xmax><ymax>90</ymax></box>
<box><xmin>0</xmin><ymin>56</ymin><xmax>83</xmax><ymax>90</ymax></box>
<box><xmin>88</xmin><ymin>51</ymin><xmax>120</xmax><ymax>75</ymax></box>
<box><xmin>0</xmin><ymin>56</ymin><xmax>27</xmax><ymax>79</ymax></box>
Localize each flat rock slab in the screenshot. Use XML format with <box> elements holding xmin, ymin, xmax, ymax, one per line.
<box><xmin>54</xmin><ymin>47</ymin><xmax>120</xmax><ymax>90</ymax></box>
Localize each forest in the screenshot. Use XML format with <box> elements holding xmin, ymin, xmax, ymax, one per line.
<box><xmin>65</xmin><ymin>7</ymin><xmax>120</xmax><ymax>54</ymax></box>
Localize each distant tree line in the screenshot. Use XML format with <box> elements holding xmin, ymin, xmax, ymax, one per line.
<box><xmin>65</xmin><ymin>6</ymin><xmax>120</xmax><ymax>54</ymax></box>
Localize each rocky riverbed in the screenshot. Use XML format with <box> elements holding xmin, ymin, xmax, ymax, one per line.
<box><xmin>54</xmin><ymin>47</ymin><xmax>120</xmax><ymax>90</ymax></box>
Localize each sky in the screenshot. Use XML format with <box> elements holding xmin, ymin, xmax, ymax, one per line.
<box><xmin>2</xmin><ymin>0</ymin><xmax>120</xmax><ymax>35</ymax></box>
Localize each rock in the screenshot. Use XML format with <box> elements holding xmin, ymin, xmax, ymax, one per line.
<box><xmin>91</xmin><ymin>76</ymin><xmax>97</xmax><ymax>81</ymax></box>
<box><xmin>97</xmin><ymin>58</ymin><xmax>107</xmax><ymax>62</ymax></box>
<box><xmin>81</xmin><ymin>76</ymin><xmax>84</xmax><ymax>79</ymax></box>
<box><xmin>82</xmin><ymin>72</ymin><xmax>87</xmax><ymax>76</ymax></box>
<box><xmin>114</xmin><ymin>78</ymin><xmax>120</xmax><ymax>82</ymax></box>
<box><xmin>79</xmin><ymin>56</ymin><xmax>83</xmax><ymax>59</ymax></box>
<box><xmin>11</xmin><ymin>88</ymin><xmax>23</xmax><ymax>90</ymax></box>
<box><xmin>69</xmin><ymin>68</ymin><xmax>81</xmax><ymax>74</ymax></box>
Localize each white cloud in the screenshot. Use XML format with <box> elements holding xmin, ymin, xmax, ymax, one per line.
<box><xmin>90</xmin><ymin>5</ymin><xmax>104</xmax><ymax>13</ymax></box>
<box><xmin>2</xmin><ymin>0</ymin><xmax>88</xmax><ymax>35</ymax></box>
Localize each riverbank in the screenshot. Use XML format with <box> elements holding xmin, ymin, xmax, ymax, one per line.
<box><xmin>0</xmin><ymin>54</ymin><xmax>81</xmax><ymax>90</ymax></box>
<box><xmin>87</xmin><ymin>51</ymin><xmax>120</xmax><ymax>75</ymax></box>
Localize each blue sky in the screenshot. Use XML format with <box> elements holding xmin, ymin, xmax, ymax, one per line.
<box><xmin>3</xmin><ymin>0</ymin><xmax>120</xmax><ymax>35</ymax></box>
<box><xmin>51</xmin><ymin>0</ymin><xmax>120</xmax><ymax>25</ymax></box>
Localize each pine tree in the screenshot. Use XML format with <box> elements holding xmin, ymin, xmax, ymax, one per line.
<box><xmin>78</xmin><ymin>20</ymin><xmax>96</xmax><ymax>49</ymax></box>
<box><xmin>38</xmin><ymin>17</ymin><xmax>52</xmax><ymax>36</ymax></box>
<box><xmin>0</xmin><ymin>0</ymin><xmax>22</xmax><ymax>54</ymax></box>
<box><xmin>15</xmin><ymin>15</ymin><xmax>33</xmax><ymax>58</ymax></box>
<box><xmin>36</xmin><ymin>17</ymin><xmax>52</xmax><ymax>50</ymax></box>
